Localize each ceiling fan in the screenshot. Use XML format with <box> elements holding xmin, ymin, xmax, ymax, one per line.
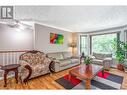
<box><xmin>0</xmin><ymin>19</ymin><xmax>33</xmax><ymax>30</ymax></box>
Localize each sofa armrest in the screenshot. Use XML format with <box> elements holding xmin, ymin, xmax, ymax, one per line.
<box><xmin>103</xmin><ymin>57</ymin><xmax>113</xmax><ymax>65</ymax></box>
<box><xmin>103</xmin><ymin>57</ymin><xmax>112</xmax><ymax>61</ymax></box>
<box><xmin>19</xmin><ymin>60</ymin><xmax>32</xmax><ymax>83</ymax></box>
<box><xmin>46</xmin><ymin>57</ymin><xmax>60</xmax><ymax>72</ymax></box>
<box><xmin>43</xmin><ymin>57</ymin><xmax>52</xmax><ymax>66</ymax></box>
<box><xmin>19</xmin><ymin>60</ymin><xmax>30</xmax><ymax>66</ymax></box>
<box><xmin>23</xmin><ymin>65</ymin><xmax>32</xmax><ymax>83</ymax></box>
<box><xmin>49</xmin><ymin>61</ymin><xmax>55</xmax><ymax>72</ymax></box>
<box><xmin>49</xmin><ymin>60</ymin><xmax>60</xmax><ymax>72</ymax></box>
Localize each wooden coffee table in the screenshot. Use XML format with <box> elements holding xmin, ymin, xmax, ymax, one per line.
<box><xmin>69</xmin><ymin>64</ymin><xmax>104</xmax><ymax>89</ymax></box>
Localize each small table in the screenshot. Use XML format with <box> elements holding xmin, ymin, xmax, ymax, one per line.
<box><xmin>1</xmin><ymin>64</ymin><xmax>21</xmax><ymax>87</ymax></box>
<box><xmin>69</xmin><ymin>64</ymin><xmax>104</xmax><ymax>89</ymax></box>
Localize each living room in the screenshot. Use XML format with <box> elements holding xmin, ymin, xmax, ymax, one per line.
<box><xmin>0</xmin><ymin>2</ymin><xmax>127</xmax><ymax>95</ymax></box>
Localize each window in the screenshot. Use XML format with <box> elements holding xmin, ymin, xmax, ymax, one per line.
<box><xmin>91</xmin><ymin>33</ymin><xmax>117</xmax><ymax>54</ymax></box>
<box><xmin>80</xmin><ymin>35</ymin><xmax>87</xmax><ymax>55</ymax></box>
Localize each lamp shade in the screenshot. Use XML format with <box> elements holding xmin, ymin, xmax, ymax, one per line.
<box><xmin>69</xmin><ymin>42</ymin><xmax>77</xmax><ymax>47</ymax></box>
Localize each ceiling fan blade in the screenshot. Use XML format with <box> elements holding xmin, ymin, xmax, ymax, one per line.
<box><xmin>0</xmin><ymin>19</ymin><xmax>34</xmax><ymax>30</ymax></box>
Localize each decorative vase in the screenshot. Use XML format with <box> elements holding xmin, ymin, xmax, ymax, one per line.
<box><xmin>117</xmin><ymin>64</ymin><xmax>124</xmax><ymax>71</ymax></box>
<box><xmin>86</xmin><ymin>64</ymin><xmax>91</xmax><ymax>71</ymax></box>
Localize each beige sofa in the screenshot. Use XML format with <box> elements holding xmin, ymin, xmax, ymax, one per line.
<box><xmin>47</xmin><ymin>52</ymin><xmax>80</xmax><ymax>72</ymax></box>
<box><xmin>19</xmin><ymin>50</ymin><xmax>51</xmax><ymax>82</ymax></box>
<box><xmin>90</xmin><ymin>52</ymin><xmax>113</xmax><ymax>70</ymax></box>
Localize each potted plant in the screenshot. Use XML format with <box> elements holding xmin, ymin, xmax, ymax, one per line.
<box><xmin>84</xmin><ymin>56</ymin><xmax>92</xmax><ymax>71</ymax></box>
<box><xmin>116</xmin><ymin>50</ymin><xmax>125</xmax><ymax>71</ymax></box>
<box><xmin>112</xmin><ymin>38</ymin><xmax>127</xmax><ymax>71</ymax></box>
<box><xmin>84</xmin><ymin>56</ymin><xmax>92</xmax><ymax>65</ymax></box>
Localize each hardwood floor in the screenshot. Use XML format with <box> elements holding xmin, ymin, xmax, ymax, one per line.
<box><xmin>0</xmin><ymin>66</ymin><xmax>127</xmax><ymax>90</ymax></box>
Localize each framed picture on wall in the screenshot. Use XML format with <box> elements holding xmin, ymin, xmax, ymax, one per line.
<box><xmin>50</xmin><ymin>33</ymin><xmax>64</xmax><ymax>44</ymax></box>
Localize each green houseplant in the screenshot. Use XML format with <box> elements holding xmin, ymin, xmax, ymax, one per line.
<box><xmin>84</xmin><ymin>57</ymin><xmax>92</xmax><ymax>65</ymax></box>
<box><xmin>84</xmin><ymin>57</ymin><xmax>92</xmax><ymax>71</ymax></box>
<box><xmin>112</xmin><ymin>38</ymin><xmax>127</xmax><ymax>71</ymax></box>
<box><xmin>116</xmin><ymin>50</ymin><xmax>125</xmax><ymax>71</ymax></box>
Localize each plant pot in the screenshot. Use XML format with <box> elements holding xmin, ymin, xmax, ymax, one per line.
<box><xmin>86</xmin><ymin>64</ymin><xmax>92</xmax><ymax>71</ymax></box>
<box><xmin>117</xmin><ymin>64</ymin><xmax>124</xmax><ymax>71</ymax></box>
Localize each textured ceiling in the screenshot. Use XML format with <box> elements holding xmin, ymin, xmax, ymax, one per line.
<box><xmin>14</xmin><ymin>6</ymin><xmax>127</xmax><ymax>32</ymax></box>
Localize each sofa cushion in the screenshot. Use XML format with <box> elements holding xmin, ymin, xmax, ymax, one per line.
<box><xmin>47</xmin><ymin>52</ymin><xmax>64</xmax><ymax>60</ymax></box>
<box><xmin>31</xmin><ymin>64</ymin><xmax>47</xmax><ymax>74</ymax></box>
<box><xmin>62</xmin><ymin>52</ymin><xmax>72</xmax><ymax>59</ymax></box>
<box><xmin>93</xmin><ymin>52</ymin><xmax>104</xmax><ymax>60</ymax></box>
<box><xmin>103</xmin><ymin>54</ymin><xmax>112</xmax><ymax>58</ymax></box>
<box><xmin>60</xmin><ymin>60</ymin><xmax>71</xmax><ymax>67</ymax></box>
<box><xmin>70</xmin><ymin>58</ymin><xmax>79</xmax><ymax>63</ymax></box>
<box><xmin>92</xmin><ymin>59</ymin><xmax>103</xmax><ymax>65</ymax></box>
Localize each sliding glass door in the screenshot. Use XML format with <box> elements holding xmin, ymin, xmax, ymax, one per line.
<box><xmin>80</xmin><ymin>35</ymin><xmax>87</xmax><ymax>55</ymax></box>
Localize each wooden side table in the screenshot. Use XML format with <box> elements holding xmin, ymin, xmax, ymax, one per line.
<box><xmin>1</xmin><ymin>64</ymin><xmax>21</xmax><ymax>87</ymax></box>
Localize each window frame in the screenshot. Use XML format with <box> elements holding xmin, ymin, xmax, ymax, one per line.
<box><xmin>79</xmin><ymin>35</ymin><xmax>87</xmax><ymax>55</ymax></box>
<box><xmin>90</xmin><ymin>32</ymin><xmax>119</xmax><ymax>54</ymax></box>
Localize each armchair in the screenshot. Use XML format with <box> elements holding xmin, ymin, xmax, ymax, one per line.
<box><xmin>89</xmin><ymin>52</ymin><xmax>112</xmax><ymax>70</ymax></box>
<box><xmin>19</xmin><ymin>50</ymin><xmax>51</xmax><ymax>82</ymax></box>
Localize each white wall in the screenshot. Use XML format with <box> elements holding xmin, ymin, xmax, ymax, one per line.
<box><xmin>35</xmin><ymin>23</ymin><xmax>72</xmax><ymax>53</ymax></box>
<box><xmin>0</xmin><ymin>23</ymin><xmax>34</xmax><ymax>51</ymax></box>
